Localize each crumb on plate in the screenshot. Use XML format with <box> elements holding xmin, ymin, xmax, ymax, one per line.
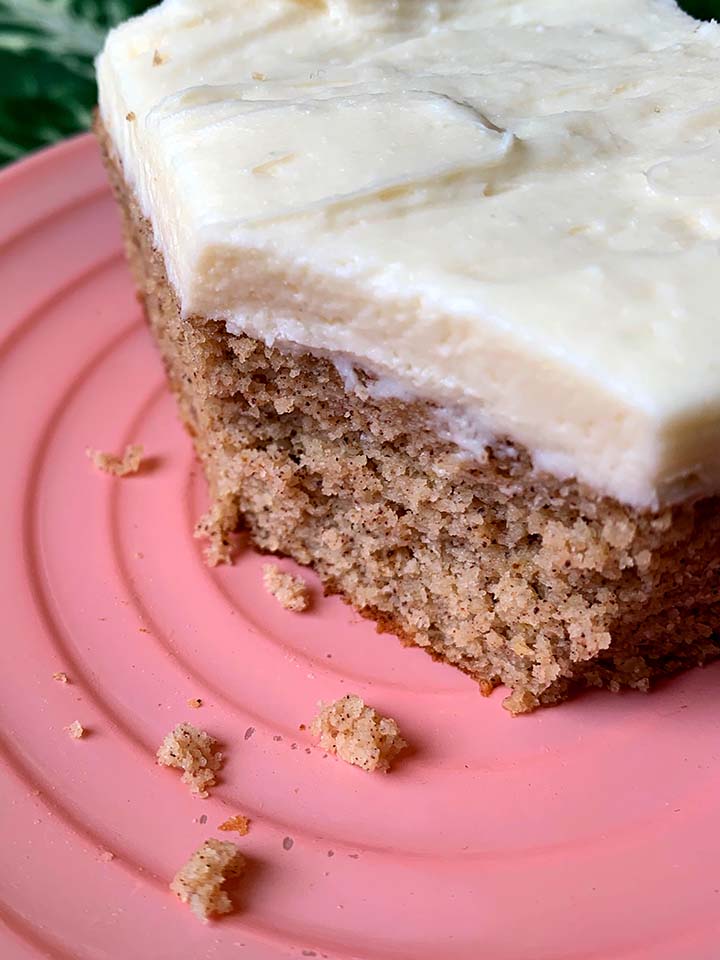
<box><xmin>157</xmin><ymin>722</ymin><xmax>223</xmax><ymax>797</ymax></box>
<box><xmin>218</xmin><ymin>814</ymin><xmax>250</xmax><ymax>836</ymax></box>
<box><xmin>52</xmin><ymin>671</ymin><xmax>69</xmax><ymax>684</ymax></box>
<box><xmin>310</xmin><ymin>694</ymin><xmax>407</xmax><ymax>772</ymax></box>
<box><xmin>86</xmin><ymin>443</ymin><xmax>143</xmax><ymax>477</ymax></box>
<box><xmin>194</xmin><ymin>502</ymin><xmax>236</xmax><ymax>566</ymax></box>
<box><xmin>170</xmin><ymin>839</ymin><xmax>244</xmax><ymax>922</ymax></box>
<box><xmin>262</xmin><ymin>564</ymin><xmax>310</xmax><ymax>612</ymax></box>
<box><xmin>187</xmin><ymin>697</ymin><xmax>203</xmax><ymax>709</ymax></box>
<box><xmin>66</xmin><ymin>720</ymin><xmax>85</xmax><ymax>740</ymax></box>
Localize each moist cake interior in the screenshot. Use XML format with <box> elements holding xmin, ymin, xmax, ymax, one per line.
<box><xmin>98</xmin><ymin>117</ymin><xmax>720</xmax><ymax>712</ymax></box>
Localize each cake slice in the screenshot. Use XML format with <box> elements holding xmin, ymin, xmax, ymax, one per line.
<box><xmin>96</xmin><ymin>0</ymin><xmax>720</xmax><ymax>712</ymax></box>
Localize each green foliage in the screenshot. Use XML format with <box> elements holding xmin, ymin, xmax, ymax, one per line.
<box><xmin>0</xmin><ymin>0</ymin><xmax>154</xmax><ymax>163</ymax></box>
<box><xmin>0</xmin><ymin>0</ymin><xmax>718</xmax><ymax>165</ymax></box>
<box><xmin>677</xmin><ymin>0</ymin><xmax>720</xmax><ymax>18</ymax></box>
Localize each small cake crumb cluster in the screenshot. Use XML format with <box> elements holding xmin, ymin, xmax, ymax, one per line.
<box><xmin>218</xmin><ymin>814</ymin><xmax>250</xmax><ymax>836</ymax></box>
<box><xmin>311</xmin><ymin>694</ymin><xmax>407</xmax><ymax>772</ymax></box>
<box><xmin>86</xmin><ymin>443</ymin><xmax>144</xmax><ymax>477</ymax></box>
<box><xmin>187</xmin><ymin>697</ymin><xmax>203</xmax><ymax>709</ymax></box>
<box><xmin>262</xmin><ymin>564</ymin><xmax>310</xmax><ymax>612</ymax></box>
<box><xmin>66</xmin><ymin>721</ymin><xmax>85</xmax><ymax>739</ymax></box>
<box><xmin>194</xmin><ymin>501</ymin><xmax>237</xmax><ymax>566</ymax></box>
<box><xmin>157</xmin><ymin>722</ymin><xmax>223</xmax><ymax>797</ymax></box>
<box><xmin>52</xmin><ymin>671</ymin><xmax>69</xmax><ymax>683</ymax></box>
<box><xmin>170</xmin><ymin>839</ymin><xmax>245</xmax><ymax>922</ymax></box>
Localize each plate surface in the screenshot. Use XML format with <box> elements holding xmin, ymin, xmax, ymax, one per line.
<box><xmin>2</xmin><ymin>135</ymin><xmax>720</xmax><ymax>960</ymax></box>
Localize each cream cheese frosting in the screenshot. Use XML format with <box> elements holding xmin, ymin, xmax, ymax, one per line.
<box><xmin>97</xmin><ymin>0</ymin><xmax>720</xmax><ymax>508</ymax></box>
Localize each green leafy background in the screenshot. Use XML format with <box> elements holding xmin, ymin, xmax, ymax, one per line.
<box><xmin>0</xmin><ymin>0</ymin><xmax>718</xmax><ymax>166</ymax></box>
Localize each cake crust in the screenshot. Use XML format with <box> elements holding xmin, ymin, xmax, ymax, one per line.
<box><xmin>97</xmin><ymin>116</ymin><xmax>720</xmax><ymax>712</ymax></box>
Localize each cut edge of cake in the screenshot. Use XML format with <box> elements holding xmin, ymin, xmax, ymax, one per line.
<box><xmin>95</xmin><ymin>114</ymin><xmax>720</xmax><ymax>713</ymax></box>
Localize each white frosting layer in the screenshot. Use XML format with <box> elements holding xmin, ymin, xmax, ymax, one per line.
<box><xmin>97</xmin><ymin>0</ymin><xmax>720</xmax><ymax>507</ymax></box>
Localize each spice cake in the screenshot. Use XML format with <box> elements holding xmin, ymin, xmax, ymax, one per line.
<box><xmin>96</xmin><ymin>0</ymin><xmax>720</xmax><ymax>711</ymax></box>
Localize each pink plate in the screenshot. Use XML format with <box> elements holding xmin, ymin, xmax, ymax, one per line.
<box><xmin>2</xmin><ymin>135</ymin><xmax>720</xmax><ymax>960</ymax></box>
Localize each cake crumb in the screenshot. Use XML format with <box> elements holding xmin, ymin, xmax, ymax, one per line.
<box><xmin>97</xmin><ymin>848</ymin><xmax>115</xmax><ymax>863</ymax></box>
<box><xmin>52</xmin><ymin>671</ymin><xmax>69</xmax><ymax>684</ymax></box>
<box><xmin>125</xmin><ymin>111</ymin><xmax>136</xmax><ymax>122</ymax></box>
<box><xmin>86</xmin><ymin>443</ymin><xmax>143</xmax><ymax>477</ymax></box>
<box><xmin>157</xmin><ymin>722</ymin><xmax>223</xmax><ymax>798</ymax></box>
<box><xmin>310</xmin><ymin>694</ymin><xmax>407</xmax><ymax>772</ymax></box>
<box><xmin>170</xmin><ymin>839</ymin><xmax>244</xmax><ymax>923</ymax></box>
<box><xmin>218</xmin><ymin>814</ymin><xmax>250</xmax><ymax>836</ymax></box>
<box><xmin>66</xmin><ymin>720</ymin><xmax>85</xmax><ymax>740</ymax></box>
<box><xmin>187</xmin><ymin>698</ymin><xmax>203</xmax><ymax>709</ymax></box>
<box><xmin>194</xmin><ymin>500</ymin><xmax>238</xmax><ymax>566</ymax></box>
<box><xmin>251</xmin><ymin>71</ymin><xmax>267</xmax><ymax>81</ymax></box>
<box><xmin>262</xmin><ymin>564</ymin><xmax>310</xmax><ymax>612</ymax></box>
<box><xmin>152</xmin><ymin>49</ymin><xmax>167</xmax><ymax>66</ymax></box>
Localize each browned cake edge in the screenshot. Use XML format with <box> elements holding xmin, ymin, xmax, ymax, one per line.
<box><xmin>96</xmin><ymin>115</ymin><xmax>720</xmax><ymax>713</ymax></box>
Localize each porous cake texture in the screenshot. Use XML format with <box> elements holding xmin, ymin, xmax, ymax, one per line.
<box><xmin>97</xmin><ymin>117</ymin><xmax>720</xmax><ymax>711</ymax></box>
<box><xmin>157</xmin><ymin>722</ymin><xmax>223</xmax><ymax>797</ymax></box>
<box><xmin>262</xmin><ymin>564</ymin><xmax>311</xmax><ymax>612</ymax></box>
<box><xmin>170</xmin><ymin>839</ymin><xmax>245</xmax><ymax>922</ymax></box>
<box><xmin>311</xmin><ymin>695</ymin><xmax>407</xmax><ymax>772</ymax></box>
